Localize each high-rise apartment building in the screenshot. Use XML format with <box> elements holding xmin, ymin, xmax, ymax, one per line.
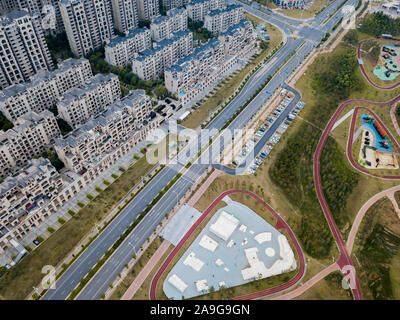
<box><xmin>58</xmin><ymin>73</ymin><xmax>121</xmax><ymax>128</ymax></box>
<box><xmin>132</xmin><ymin>30</ymin><xmax>193</xmax><ymax>80</ymax></box>
<box><xmin>105</xmin><ymin>27</ymin><xmax>152</xmax><ymax>67</ymax></box>
<box><xmin>165</xmin><ymin>19</ymin><xmax>255</xmax><ymax>106</ymax></box>
<box><xmin>161</xmin><ymin>0</ymin><xmax>188</xmax><ymax>11</ymax></box>
<box><xmin>150</xmin><ymin>7</ymin><xmax>187</xmax><ymax>42</ymax></box>
<box><xmin>111</xmin><ymin>0</ymin><xmax>139</xmax><ymax>33</ymax></box>
<box><xmin>0</xmin><ymin>58</ymin><xmax>93</xmax><ymax>122</ymax></box>
<box><xmin>0</xmin><ymin>110</ymin><xmax>61</xmax><ymax>178</ymax></box>
<box><xmin>60</xmin><ymin>0</ymin><xmax>114</xmax><ymax>57</ymax></box>
<box><xmin>204</xmin><ymin>4</ymin><xmax>243</xmax><ymax>34</ymax></box>
<box><xmin>136</xmin><ymin>0</ymin><xmax>159</xmax><ymax>21</ymax></box>
<box><xmin>0</xmin><ymin>10</ymin><xmax>54</xmax><ymax>89</ymax></box>
<box><xmin>55</xmin><ymin>89</ymin><xmax>153</xmax><ymax>173</ymax></box>
<box><xmin>186</xmin><ymin>0</ymin><xmax>223</xmax><ymax>22</ymax></box>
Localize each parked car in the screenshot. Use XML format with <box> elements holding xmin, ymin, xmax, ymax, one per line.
<box><xmin>33</xmin><ymin>239</ymin><xmax>40</xmax><ymax>246</ymax></box>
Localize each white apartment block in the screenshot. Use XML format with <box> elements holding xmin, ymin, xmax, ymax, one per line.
<box><xmin>132</xmin><ymin>30</ymin><xmax>193</xmax><ymax>80</ymax></box>
<box><xmin>0</xmin><ymin>110</ymin><xmax>61</xmax><ymax>178</ymax></box>
<box><xmin>165</xmin><ymin>19</ymin><xmax>255</xmax><ymax>106</ymax></box>
<box><xmin>58</xmin><ymin>73</ymin><xmax>121</xmax><ymax>128</ymax></box>
<box><xmin>0</xmin><ymin>58</ymin><xmax>92</xmax><ymax>122</ymax></box>
<box><xmin>60</xmin><ymin>0</ymin><xmax>114</xmax><ymax>57</ymax></box>
<box><xmin>161</xmin><ymin>0</ymin><xmax>188</xmax><ymax>11</ymax></box>
<box><xmin>55</xmin><ymin>89</ymin><xmax>154</xmax><ymax>174</ymax></box>
<box><xmin>150</xmin><ymin>7</ymin><xmax>188</xmax><ymax>42</ymax></box>
<box><xmin>0</xmin><ymin>157</ymin><xmax>63</xmax><ymax>253</ymax></box>
<box><xmin>111</xmin><ymin>0</ymin><xmax>139</xmax><ymax>33</ymax></box>
<box><xmin>105</xmin><ymin>27</ymin><xmax>152</xmax><ymax>67</ymax></box>
<box><xmin>204</xmin><ymin>4</ymin><xmax>243</xmax><ymax>34</ymax></box>
<box><xmin>0</xmin><ymin>0</ymin><xmax>65</xmax><ymax>34</ymax></box>
<box><xmin>0</xmin><ymin>9</ymin><xmax>54</xmax><ymax>89</ymax></box>
<box><xmin>0</xmin><ymin>90</ymin><xmax>160</xmax><ymax>254</ymax></box>
<box><xmin>136</xmin><ymin>0</ymin><xmax>159</xmax><ymax>21</ymax></box>
<box><xmin>186</xmin><ymin>0</ymin><xmax>223</xmax><ymax>22</ymax></box>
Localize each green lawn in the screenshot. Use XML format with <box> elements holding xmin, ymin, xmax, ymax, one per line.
<box><xmin>352</xmin><ymin>198</ymin><xmax>400</xmax><ymax>300</ymax></box>
<box><xmin>276</xmin><ymin>0</ymin><xmax>331</xmax><ymax>20</ymax></box>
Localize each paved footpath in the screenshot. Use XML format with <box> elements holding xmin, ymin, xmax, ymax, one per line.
<box><xmin>346</xmin><ymin>184</ymin><xmax>400</xmax><ymax>254</ymax></box>
<box><xmin>121</xmin><ymin>240</ymin><xmax>171</xmax><ymax>300</ymax></box>
<box><xmin>272</xmin><ymin>262</ymin><xmax>339</xmax><ymax>300</ymax></box>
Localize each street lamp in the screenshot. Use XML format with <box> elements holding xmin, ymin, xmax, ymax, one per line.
<box><xmin>128</xmin><ymin>241</ymin><xmax>136</xmax><ymax>256</ymax></box>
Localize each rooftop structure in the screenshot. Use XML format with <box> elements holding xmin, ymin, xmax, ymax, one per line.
<box><xmin>57</xmin><ymin>73</ymin><xmax>121</xmax><ymax>128</ymax></box>
<box><xmin>132</xmin><ymin>30</ymin><xmax>193</xmax><ymax>80</ymax></box>
<box><xmin>150</xmin><ymin>7</ymin><xmax>188</xmax><ymax>42</ymax></box>
<box><xmin>0</xmin><ymin>58</ymin><xmax>93</xmax><ymax>122</ymax></box>
<box><xmin>0</xmin><ymin>110</ymin><xmax>61</xmax><ymax>178</ymax></box>
<box><xmin>204</xmin><ymin>4</ymin><xmax>243</xmax><ymax>34</ymax></box>
<box><xmin>105</xmin><ymin>27</ymin><xmax>152</xmax><ymax>67</ymax></box>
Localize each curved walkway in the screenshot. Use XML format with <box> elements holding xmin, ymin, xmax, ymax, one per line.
<box><xmin>357</xmin><ymin>38</ymin><xmax>400</xmax><ymax>90</ymax></box>
<box><xmin>149</xmin><ymin>190</ymin><xmax>306</xmax><ymax>300</ymax></box>
<box><xmin>346</xmin><ymin>184</ymin><xmax>400</xmax><ymax>255</ymax></box>
<box><xmin>272</xmin><ymin>262</ymin><xmax>339</xmax><ymax>300</ymax></box>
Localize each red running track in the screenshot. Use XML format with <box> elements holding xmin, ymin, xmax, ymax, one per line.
<box><xmin>149</xmin><ymin>189</ymin><xmax>306</xmax><ymax>300</ymax></box>
<box><xmin>357</xmin><ymin>38</ymin><xmax>400</xmax><ymax>90</ymax></box>
<box><xmin>314</xmin><ymin>95</ymin><xmax>400</xmax><ymax>301</ymax></box>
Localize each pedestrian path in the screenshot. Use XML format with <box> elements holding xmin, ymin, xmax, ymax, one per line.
<box><xmin>120</xmin><ymin>240</ymin><xmax>171</xmax><ymax>300</ymax></box>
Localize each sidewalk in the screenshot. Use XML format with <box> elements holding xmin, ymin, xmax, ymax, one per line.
<box><xmin>120</xmin><ymin>240</ymin><xmax>171</xmax><ymax>300</ymax></box>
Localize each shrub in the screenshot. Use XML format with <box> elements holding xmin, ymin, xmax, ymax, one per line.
<box><xmin>95</xmin><ymin>186</ymin><xmax>103</xmax><ymax>193</ymax></box>
<box><xmin>68</xmin><ymin>209</ymin><xmax>76</xmax><ymax>216</ymax></box>
<box><xmin>103</xmin><ymin>180</ymin><xmax>110</xmax><ymax>186</ymax></box>
<box><xmin>77</xmin><ymin>201</ymin><xmax>85</xmax><ymax>208</ymax></box>
<box><xmin>111</xmin><ymin>173</ymin><xmax>118</xmax><ymax>179</ymax></box>
<box><xmin>86</xmin><ymin>194</ymin><xmax>94</xmax><ymax>200</ymax></box>
<box><xmin>47</xmin><ymin>226</ymin><xmax>55</xmax><ymax>233</ymax></box>
<box><xmin>58</xmin><ymin>218</ymin><xmax>65</xmax><ymax>224</ymax></box>
<box><xmin>36</xmin><ymin>236</ymin><xmax>44</xmax><ymax>242</ymax></box>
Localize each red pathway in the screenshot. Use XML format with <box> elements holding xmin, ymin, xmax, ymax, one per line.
<box><xmin>149</xmin><ymin>190</ymin><xmax>306</xmax><ymax>300</ymax></box>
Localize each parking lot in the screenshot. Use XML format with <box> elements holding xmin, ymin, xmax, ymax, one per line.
<box><xmin>230</xmin><ymin>93</ymin><xmax>305</xmax><ymax>174</ymax></box>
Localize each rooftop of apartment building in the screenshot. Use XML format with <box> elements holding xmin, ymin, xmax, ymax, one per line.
<box><xmin>0</xmin><ymin>9</ymin><xmax>32</xmax><ymax>25</ymax></box>
<box><xmin>58</xmin><ymin>73</ymin><xmax>118</xmax><ymax>106</ymax></box>
<box><xmin>0</xmin><ymin>58</ymin><xmax>89</xmax><ymax>101</ymax></box>
<box><xmin>188</xmin><ymin>0</ymin><xmax>214</xmax><ymax>5</ymax></box>
<box><xmin>106</xmin><ymin>27</ymin><xmax>150</xmax><ymax>48</ymax></box>
<box><xmin>152</xmin><ymin>7</ymin><xmax>187</xmax><ymax>24</ymax></box>
<box><xmin>135</xmin><ymin>30</ymin><xmax>192</xmax><ymax>62</ymax></box>
<box><xmin>0</xmin><ymin>158</ymin><xmax>57</xmax><ymax>196</ymax></box>
<box><xmin>0</xmin><ymin>110</ymin><xmax>56</xmax><ymax>145</ymax></box>
<box><xmin>219</xmin><ymin>19</ymin><xmax>251</xmax><ymax>37</ymax></box>
<box><xmin>206</xmin><ymin>3</ymin><xmax>242</xmax><ymax>16</ymax></box>
<box><xmin>55</xmin><ymin>89</ymin><xmax>149</xmax><ymax>149</ymax></box>
<box><xmin>165</xmin><ymin>37</ymin><xmax>220</xmax><ymax>73</ymax></box>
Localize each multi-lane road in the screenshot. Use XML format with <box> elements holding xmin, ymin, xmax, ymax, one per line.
<box><xmin>42</xmin><ymin>0</ymin><xmax>358</xmax><ymax>300</ymax></box>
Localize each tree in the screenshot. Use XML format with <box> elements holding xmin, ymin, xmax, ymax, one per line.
<box><xmin>57</xmin><ymin>118</ymin><xmax>73</xmax><ymax>135</ymax></box>
<box><xmin>343</xmin><ymin>29</ymin><xmax>358</xmax><ymax>46</ymax></box>
<box><xmin>259</xmin><ymin>40</ymin><xmax>269</xmax><ymax>50</ymax></box>
<box><xmin>155</xmin><ymin>85</ymin><xmax>168</xmax><ymax>99</ymax></box>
